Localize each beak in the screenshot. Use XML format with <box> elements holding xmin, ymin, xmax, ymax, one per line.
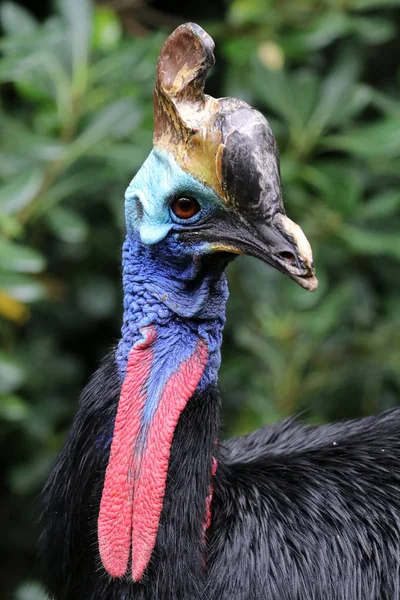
<box><xmin>246</xmin><ymin>213</ymin><xmax>318</xmax><ymax>291</ymax></box>
<box><xmin>203</xmin><ymin>212</ymin><xmax>318</xmax><ymax>292</ymax></box>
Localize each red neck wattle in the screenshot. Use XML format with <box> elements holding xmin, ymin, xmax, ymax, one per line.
<box><xmin>98</xmin><ymin>326</ymin><xmax>208</xmax><ymax>581</ymax></box>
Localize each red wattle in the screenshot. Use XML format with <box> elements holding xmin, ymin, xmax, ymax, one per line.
<box><xmin>98</xmin><ymin>328</ymin><xmax>208</xmax><ymax>582</ymax></box>
<box><xmin>130</xmin><ymin>338</ymin><xmax>208</xmax><ymax>581</ymax></box>
<box><xmin>98</xmin><ymin>326</ymin><xmax>156</xmax><ymax>578</ymax></box>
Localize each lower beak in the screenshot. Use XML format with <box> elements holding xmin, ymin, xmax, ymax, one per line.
<box><xmin>207</xmin><ymin>213</ymin><xmax>318</xmax><ymax>292</ymax></box>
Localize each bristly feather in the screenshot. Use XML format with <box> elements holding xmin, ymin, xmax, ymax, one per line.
<box><xmin>40</xmin><ymin>353</ymin><xmax>400</xmax><ymax>600</ymax></box>
<box><xmin>40</xmin><ymin>353</ymin><xmax>220</xmax><ymax>600</ymax></box>
<box><xmin>39</xmin><ymin>22</ymin><xmax>400</xmax><ymax>600</ymax></box>
<box><xmin>209</xmin><ymin>413</ymin><xmax>400</xmax><ymax>600</ymax></box>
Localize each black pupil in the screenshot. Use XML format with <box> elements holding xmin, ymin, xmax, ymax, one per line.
<box><xmin>179</xmin><ymin>198</ymin><xmax>194</xmax><ymax>212</ymax></box>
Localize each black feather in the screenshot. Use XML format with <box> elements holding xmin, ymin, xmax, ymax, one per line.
<box><xmin>40</xmin><ymin>353</ymin><xmax>400</xmax><ymax>599</ymax></box>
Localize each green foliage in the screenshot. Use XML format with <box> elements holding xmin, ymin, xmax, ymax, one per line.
<box><xmin>221</xmin><ymin>0</ymin><xmax>400</xmax><ymax>434</ymax></box>
<box><xmin>0</xmin><ymin>0</ymin><xmax>399</xmax><ymax>596</ymax></box>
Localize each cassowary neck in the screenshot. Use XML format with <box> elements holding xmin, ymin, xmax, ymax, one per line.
<box><xmin>116</xmin><ymin>233</ymin><xmax>228</xmax><ymax>383</ymax></box>
<box><xmin>99</xmin><ymin>232</ymin><xmax>228</xmax><ymax>583</ymax></box>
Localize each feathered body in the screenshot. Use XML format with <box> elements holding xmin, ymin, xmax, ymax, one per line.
<box><xmin>41</xmin><ymin>351</ymin><xmax>400</xmax><ymax>599</ymax></box>
<box><xmin>40</xmin><ymin>22</ymin><xmax>400</xmax><ymax>600</ymax></box>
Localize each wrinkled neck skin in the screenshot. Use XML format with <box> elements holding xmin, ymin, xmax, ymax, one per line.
<box><xmin>106</xmin><ymin>232</ymin><xmax>228</xmax><ymax>588</ymax></box>
<box><xmin>116</xmin><ymin>232</ymin><xmax>229</xmax><ymax>386</ymax></box>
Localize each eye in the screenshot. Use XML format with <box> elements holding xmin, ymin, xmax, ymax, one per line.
<box><xmin>171</xmin><ymin>197</ymin><xmax>200</xmax><ymax>220</ymax></box>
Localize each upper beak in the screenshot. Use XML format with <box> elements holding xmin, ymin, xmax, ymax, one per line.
<box><xmin>205</xmin><ymin>212</ymin><xmax>318</xmax><ymax>292</ymax></box>
<box><xmin>244</xmin><ymin>213</ymin><xmax>318</xmax><ymax>292</ymax></box>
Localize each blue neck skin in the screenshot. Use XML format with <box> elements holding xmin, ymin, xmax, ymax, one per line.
<box><xmin>115</xmin><ymin>232</ymin><xmax>229</xmax><ymax>395</ymax></box>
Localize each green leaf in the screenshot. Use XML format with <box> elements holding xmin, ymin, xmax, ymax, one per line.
<box><xmin>353</xmin><ymin>0</ymin><xmax>400</xmax><ymax>8</ymax></box>
<box><xmin>351</xmin><ymin>16</ymin><xmax>396</xmax><ymax>45</ymax></box>
<box><xmin>31</xmin><ymin>171</ymin><xmax>100</xmax><ymax>220</ymax></box>
<box><xmin>46</xmin><ymin>207</ymin><xmax>88</xmax><ymax>243</ymax></box>
<box><xmin>69</xmin><ymin>100</ymin><xmax>141</xmax><ymax>159</ymax></box>
<box><xmin>0</xmin><ymin>52</ymin><xmax>68</xmax><ymax>104</ymax></box>
<box><xmin>0</xmin><ymin>239</ymin><xmax>46</xmax><ymax>273</ymax></box>
<box><xmin>301</xmin><ymin>12</ymin><xmax>396</xmax><ymax>48</ymax></box>
<box><xmin>340</xmin><ymin>226</ymin><xmax>400</xmax><ymax>259</ymax></box>
<box><xmin>308</xmin><ymin>45</ymin><xmax>361</xmax><ymax>135</ymax></box>
<box><xmin>0</xmin><ymin>272</ymin><xmax>47</xmax><ymax>302</ymax></box>
<box><xmin>0</xmin><ymin>354</ymin><xmax>25</xmax><ymax>394</ymax></box>
<box><xmin>303</xmin><ymin>162</ymin><xmax>363</xmax><ymax>217</ymax></box>
<box><xmin>301</xmin><ymin>12</ymin><xmax>352</xmax><ymax>50</ymax></box>
<box><xmin>57</xmin><ymin>0</ymin><xmax>92</xmax><ymax>86</ymax></box>
<box><xmin>324</xmin><ymin>118</ymin><xmax>400</xmax><ymax>158</ymax></box>
<box><xmin>228</xmin><ymin>0</ymin><xmax>270</xmax><ymax>26</ymax></box>
<box><xmin>0</xmin><ymin>395</ymin><xmax>30</xmax><ymax>422</ymax></box>
<box><xmin>306</xmin><ymin>283</ymin><xmax>354</xmax><ymax>338</ymax></box>
<box><xmin>290</xmin><ymin>69</ymin><xmax>319</xmax><ymax>126</ymax></box>
<box><xmin>0</xmin><ymin>18</ymin><xmax>64</xmax><ymax>61</ymax></box>
<box><xmin>89</xmin><ymin>35</ymin><xmax>163</xmax><ymax>87</ymax></box>
<box><xmin>0</xmin><ymin>168</ymin><xmax>44</xmax><ymax>215</ymax></box>
<box><xmin>252</xmin><ymin>60</ymin><xmax>304</xmax><ymax>129</ymax></box>
<box><xmin>368</xmin><ymin>87</ymin><xmax>400</xmax><ymax>117</ymax></box>
<box><xmin>369</xmin><ymin>156</ymin><xmax>400</xmax><ymax>178</ymax></box>
<box><xmin>359</xmin><ymin>190</ymin><xmax>400</xmax><ymax>220</ymax></box>
<box><xmin>331</xmin><ymin>83</ymin><xmax>372</xmax><ymax>125</ymax></box>
<box><xmin>0</xmin><ymin>2</ymin><xmax>37</xmax><ymax>35</ymax></box>
<box><xmin>92</xmin><ymin>6</ymin><xmax>121</xmax><ymax>51</ymax></box>
<box><xmin>0</xmin><ymin>212</ymin><xmax>23</xmax><ymax>238</ymax></box>
<box><xmin>86</xmin><ymin>142</ymin><xmax>149</xmax><ymax>173</ymax></box>
<box><xmin>0</xmin><ymin>112</ymin><xmax>65</xmax><ymax>169</ymax></box>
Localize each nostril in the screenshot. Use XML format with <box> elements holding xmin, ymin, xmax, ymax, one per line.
<box><xmin>278</xmin><ymin>251</ymin><xmax>297</xmax><ymax>265</ymax></box>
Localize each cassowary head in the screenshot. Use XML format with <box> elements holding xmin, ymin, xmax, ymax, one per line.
<box><xmin>126</xmin><ymin>22</ymin><xmax>318</xmax><ymax>292</ymax></box>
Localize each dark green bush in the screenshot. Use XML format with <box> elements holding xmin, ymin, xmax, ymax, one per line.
<box><xmin>0</xmin><ymin>0</ymin><xmax>399</xmax><ymax>596</ymax></box>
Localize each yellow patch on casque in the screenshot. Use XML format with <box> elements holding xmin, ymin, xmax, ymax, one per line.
<box><xmin>153</xmin><ymin>24</ymin><xmax>245</xmax><ymax>209</ymax></box>
<box><xmin>207</xmin><ymin>243</ymin><xmax>244</xmax><ymax>255</ymax></box>
<box><xmin>154</xmin><ymin>96</ymin><xmax>233</xmax><ymax>206</ymax></box>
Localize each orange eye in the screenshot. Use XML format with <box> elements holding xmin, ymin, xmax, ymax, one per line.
<box><xmin>171</xmin><ymin>197</ymin><xmax>200</xmax><ymax>220</ymax></box>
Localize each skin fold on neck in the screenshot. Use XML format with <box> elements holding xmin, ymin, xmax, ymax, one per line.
<box><xmin>116</xmin><ymin>232</ymin><xmax>230</xmax><ymax>385</ymax></box>
<box><xmin>99</xmin><ymin>231</ymin><xmax>230</xmax><ymax>581</ymax></box>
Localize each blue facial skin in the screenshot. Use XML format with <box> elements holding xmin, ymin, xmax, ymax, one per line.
<box><xmin>125</xmin><ymin>147</ymin><xmax>225</xmax><ymax>245</ymax></box>
<box><xmin>116</xmin><ymin>148</ymin><xmax>231</xmax><ymax>422</ymax></box>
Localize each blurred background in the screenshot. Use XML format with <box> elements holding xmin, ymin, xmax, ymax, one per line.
<box><xmin>0</xmin><ymin>0</ymin><xmax>399</xmax><ymax>597</ymax></box>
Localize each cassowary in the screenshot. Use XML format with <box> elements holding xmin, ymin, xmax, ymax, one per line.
<box><xmin>40</xmin><ymin>23</ymin><xmax>400</xmax><ymax>600</ymax></box>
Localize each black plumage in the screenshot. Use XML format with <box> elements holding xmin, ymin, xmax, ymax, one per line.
<box><xmin>40</xmin><ymin>22</ymin><xmax>400</xmax><ymax>600</ymax></box>
<box><xmin>41</xmin><ymin>353</ymin><xmax>400</xmax><ymax>600</ymax></box>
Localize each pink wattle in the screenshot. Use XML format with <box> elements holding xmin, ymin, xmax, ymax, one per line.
<box><xmin>130</xmin><ymin>338</ymin><xmax>208</xmax><ymax>581</ymax></box>
<box><xmin>98</xmin><ymin>326</ymin><xmax>156</xmax><ymax>578</ymax></box>
<box><xmin>98</xmin><ymin>328</ymin><xmax>208</xmax><ymax>581</ymax></box>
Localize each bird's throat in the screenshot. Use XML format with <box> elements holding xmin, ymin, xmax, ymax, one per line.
<box><xmin>98</xmin><ymin>234</ymin><xmax>227</xmax><ymax>581</ymax></box>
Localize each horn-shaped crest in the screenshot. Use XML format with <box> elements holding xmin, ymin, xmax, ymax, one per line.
<box><xmin>152</xmin><ymin>23</ymin><xmax>284</xmax><ymax>216</ymax></box>
<box><xmin>153</xmin><ymin>23</ymin><xmax>228</xmax><ymax>200</ymax></box>
<box><xmin>154</xmin><ymin>22</ymin><xmax>215</xmax><ymax>137</ymax></box>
